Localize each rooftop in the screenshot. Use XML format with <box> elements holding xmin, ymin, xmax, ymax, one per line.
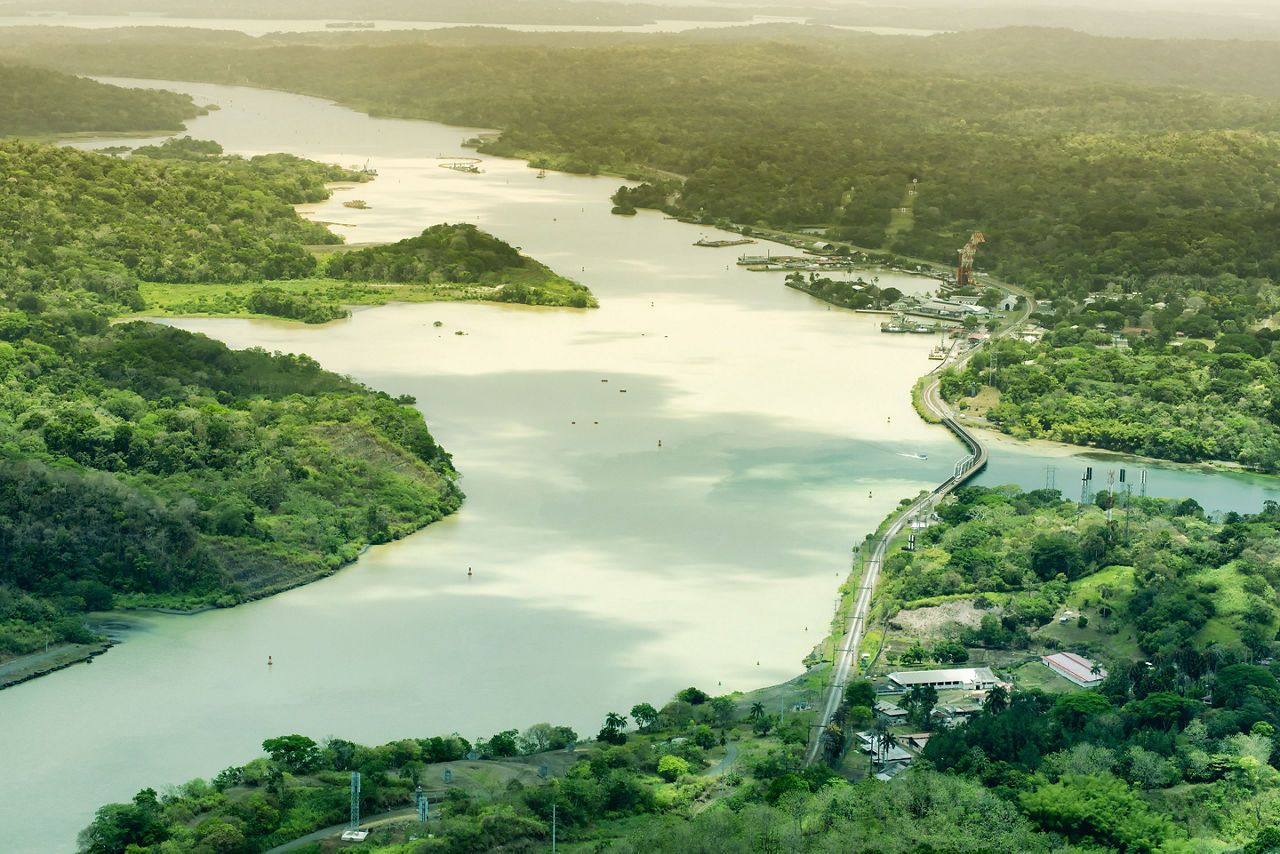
<box><xmin>888</xmin><ymin>667</ymin><xmax>997</xmax><ymax>687</ymax></box>
<box><xmin>1042</xmin><ymin>652</ymin><xmax>1107</xmax><ymax>683</ymax></box>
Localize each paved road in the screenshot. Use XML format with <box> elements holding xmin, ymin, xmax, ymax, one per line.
<box><xmin>263</xmin><ymin>808</ymin><xmax>421</xmax><ymax>853</ymax></box>
<box><xmin>803</xmin><ymin>287</ymin><xmax>1031</xmax><ymax>767</ymax></box>
<box><xmin>705</xmin><ymin>742</ymin><xmax>739</xmax><ymax>778</ymax></box>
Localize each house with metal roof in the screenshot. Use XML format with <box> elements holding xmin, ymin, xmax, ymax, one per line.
<box><xmin>888</xmin><ymin>667</ymin><xmax>998</xmax><ymax>691</ymax></box>
<box><xmin>1042</xmin><ymin>652</ymin><xmax>1107</xmax><ymax>688</ymax></box>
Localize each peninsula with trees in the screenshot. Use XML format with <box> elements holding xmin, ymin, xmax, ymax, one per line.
<box><xmin>0</xmin><ymin>67</ymin><xmax>588</xmax><ymax>684</ymax></box>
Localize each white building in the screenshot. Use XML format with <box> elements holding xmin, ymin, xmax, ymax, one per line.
<box><xmin>888</xmin><ymin>667</ymin><xmax>998</xmax><ymax>691</ymax></box>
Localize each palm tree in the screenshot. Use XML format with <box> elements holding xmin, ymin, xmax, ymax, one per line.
<box><xmin>604</xmin><ymin>712</ymin><xmax>627</xmax><ymax>732</ymax></box>
<box><xmin>749</xmin><ymin>702</ymin><xmax>765</xmax><ymax>722</ymax></box>
<box><xmin>822</xmin><ymin>724</ymin><xmax>844</xmax><ymax>763</ymax></box>
<box><xmin>870</xmin><ymin>718</ymin><xmax>892</xmax><ymax>770</ymax></box>
<box><xmin>984</xmin><ymin>684</ymin><xmax>1009</xmax><ymax>715</ymax></box>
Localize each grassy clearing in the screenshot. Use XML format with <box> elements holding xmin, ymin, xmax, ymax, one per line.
<box><xmin>134</xmin><ymin>265</ymin><xmax>595</xmax><ymax>322</ymax></box>
<box><xmin>1009</xmin><ymin>659</ymin><xmax>1080</xmax><ymax>693</ymax></box>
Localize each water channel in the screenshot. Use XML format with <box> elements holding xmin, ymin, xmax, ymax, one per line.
<box><xmin>3</xmin><ymin>79</ymin><xmax>1278</xmax><ymax>851</ymax></box>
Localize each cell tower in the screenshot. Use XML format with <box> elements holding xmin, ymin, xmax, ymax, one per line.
<box><xmin>1121</xmin><ymin>469</ymin><xmax>1133</xmax><ymax>543</ymax></box>
<box><xmin>350</xmin><ymin>772</ymin><xmax>361</xmax><ymax>831</ymax></box>
<box><xmin>956</xmin><ymin>232</ymin><xmax>985</xmax><ymax>287</ymax></box>
<box><xmin>1079</xmin><ymin>466</ymin><xmax>1093</xmax><ymax>510</ymax></box>
<box><xmin>1106</xmin><ymin>470</ymin><xmax>1115</xmax><ymax>526</ymax></box>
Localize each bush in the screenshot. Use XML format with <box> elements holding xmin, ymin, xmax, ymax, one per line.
<box><xmin>657</xmin><ymin>754</ymin><xmax>689</xmax><ymax>782</ymax></box>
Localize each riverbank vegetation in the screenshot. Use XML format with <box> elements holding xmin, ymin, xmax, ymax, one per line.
<box><xmin>76</xmin><ymin>686</ymin><xmax>1054</xmax><ymax>853</ymax></box>
<box><xmin>873</xmin><ymin>485</ymin><xmax>1280</xmax><ymax>663</ymax></box>
<box><xmin>78</xmin><ymin>621</ymin><xmax>1280</xmax><ymax>854</ymax></box>
<box><xmin>0</xmin><ymin>64</ymin><xmax>202</xmax><ymax>137</ymax></box>
<box><xmin>69</xmin><ymin>490</ymin><xmax>1280</xmax><ymax>852</ymax></box>
<box><xmin>0</xmin><ymin>67</ymin><xmax>594</xmax><ymax>673</ymax></box>
<box><xmin>321</xmin><ymin>223</ymin><xmax>596</xmax><ymax>307</ymax></box>
<box><xmin>856</xmin><ymin>484</ymin><xmax>1280</xmax><ymax>852</ymax></box>
<box><xmin>0</xmin><ymin>102</ymin><xmax>465</xmax><ymax>665</ymax></box>
<box><xmin>137</xmin><ymin>224</ymin><xmax>596</xmax><ymax>319</ymax></box>
<box><xmin>14</xmin><ymin>27</ymin><xmax>1280</xmax><ymax>304</ymax></box>
<box><xmin>939</xmin><ymin>275</ymin><xmax>1280</xmax><ymax>469</ymax></box>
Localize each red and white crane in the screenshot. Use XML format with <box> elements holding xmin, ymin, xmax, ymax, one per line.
<box><xmin>956</xmin><ymin>231</ymin><xmax>985</xmax><ymax>287</ymax></box>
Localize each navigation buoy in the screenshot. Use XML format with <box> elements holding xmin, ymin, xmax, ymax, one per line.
<box><xmin>658</xmin><ymin>440</ymin><xmax>662</xmax><ymax>448</ymax></box>
<box><xmin>268</xmin><ymin>656</ymin><xmax>273</xmax><ymax>666</ymax></box>
<box><xmin>467</xmin><ymin>567</ymin><xmax>472</xmax><ymax>577</ymax></box>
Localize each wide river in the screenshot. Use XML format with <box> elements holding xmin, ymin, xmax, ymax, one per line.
<box><xmin>4</xmin><ymin>80</ymin><xmax>1279</xmax><ymax>851</ymax></box>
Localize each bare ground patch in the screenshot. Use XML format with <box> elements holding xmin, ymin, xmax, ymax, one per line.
<box><xmin>890</xmin><ymin>600</ymin><xmax>986</xmax><ymax>640</ymax></box>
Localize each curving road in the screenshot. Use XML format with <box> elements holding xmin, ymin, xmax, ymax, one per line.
<box><xmin>803</xmin><ymin>291</ymin><xmax>1030</xmax><ymax>767</ymax></box>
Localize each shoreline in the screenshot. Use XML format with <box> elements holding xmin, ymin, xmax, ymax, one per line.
<box><xmin>0</xmin><ymin>641</ymin><xmax>113</xmax><ymax>690</ymax></box>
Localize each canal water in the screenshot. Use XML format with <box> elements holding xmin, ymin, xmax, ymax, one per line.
<box><xmin>2</xmin><ymin>79</ymin><xmax>1275</xmax><ymax>850</ymax></box>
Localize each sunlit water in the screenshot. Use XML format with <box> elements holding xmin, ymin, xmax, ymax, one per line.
<box><xmin>1</xmin><ymin>79</ymin><xmax>1274</xmax><ymax>851</ymax></box>
<box><xmin>0</xmin><ymin>13</ymin><xmax>940</xmax><ymax>37</ymax></box>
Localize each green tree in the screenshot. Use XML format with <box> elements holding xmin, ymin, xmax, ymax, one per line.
<box><xmin>1052</xmin><ymin>693</ymin><xmax>1112</xmax><ymax>730</ymax></box>
<box><xmin>657</xmin><ymin>754</ymin><xmax>690</xmax><ymax>782</ymax></box>
<box><xmin>1020</xmin><ymin>774</ymin><xmax>1175</xmax><ymax>852</ymax></box>
<box><xmin>844</xmin><ymin>680</ymin><xmax>876</xmax><ymax>709</ymax></box>
<box><xmin>902</xmin><ymin>684</ymin><xmax>939</xmax><ymax>729</ymax></box>
<box><xmin>76</xmin><ymin>788</ymin><xmax>168</xmax><ymax>854</ymax></box>
<box><xmin>1213</xmin><ymin>664</ymin><xmax>1280</xmax><ymax>708</ymax></box>
<box><xmin>1029</xmin><ymin>533</ymin><xmax>1084</xmax><ymax>580</ymax></box>
<box><xmin>984</xmin><ymin>685</ymin><xmax>1009</xmax><ymax>715</ymax></box>
<box><xmin>261</xmin><ymin>734</ymin><xmax>321</xmax><ymax>774</ymax></box>
<box><xmin>629</xmin><ymin>702</ymin><xmax>659</xmax><ymax>732</ymax></box>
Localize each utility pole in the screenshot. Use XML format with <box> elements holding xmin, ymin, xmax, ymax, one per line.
<box><xmin>1106</xmin><ymin>470</ymin><xmax>1115</xmax><ymax>530</ymax></box>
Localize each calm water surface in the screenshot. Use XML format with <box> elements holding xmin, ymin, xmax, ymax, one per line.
<box><xmin>2</xmin><ymin>80</ymin><xmax>1274</xmax><ymax>851</ymax></box>
<box><xmin>0</xmin><ymin>13</ymin><xmax>940</xmax><ymax>37</ymax></box>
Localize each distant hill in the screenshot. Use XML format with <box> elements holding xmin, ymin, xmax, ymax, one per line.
<box><xmin>0</xmin><ymin>64</ymin><xmax>202</xmax><ymax>136</ymax></box>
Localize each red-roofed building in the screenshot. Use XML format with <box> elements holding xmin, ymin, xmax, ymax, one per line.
<box><xmin>1042</xmin><ymin>652</ymin><xmax>1107</xmax><ymax>688</ymax></box>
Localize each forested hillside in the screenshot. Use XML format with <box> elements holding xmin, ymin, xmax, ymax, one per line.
<box><xmin>2</xmin><ymin>137</ymin><xmax>353</xmax><ymax>299</ymax></box>
<box><xmin>937</xmin><ymin>275</ymin><xmax>1280</xmax><ymax>469</ymax></box>
<box><xmin>0</xmin><ymin>136</ymin><xmax>460</xmax><ymax>663</ymax></box>
<box><xmin>8</xmin><ymin>27</ymin><xmax>1280</xmax><ymax>303</ymax></box>
<box><xmin>0</xmin><ymin>64</ymin><xmax>201</xmax><ymax>136</ymax></box>
<box><xmin>78</xmin><ymin>475</ymin><xmax>1280</xmax><ymax>854</ymax></box>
